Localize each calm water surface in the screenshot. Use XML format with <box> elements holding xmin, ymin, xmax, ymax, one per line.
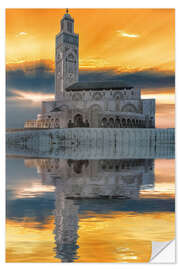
<box><xmin>6</xmin><ymin>156</ymin><xmax>175</xmax><ymax>262</ymax></box>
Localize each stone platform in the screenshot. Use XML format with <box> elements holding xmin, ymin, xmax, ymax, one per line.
<box><xmin>6</xmin><ymin>128</ymin><xmax>175</xmax><ymax>159</ymax></box>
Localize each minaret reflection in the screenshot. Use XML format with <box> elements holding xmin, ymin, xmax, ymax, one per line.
<box><xmin>24</xmin><ymin>158</ymin><xmax>154</xmax><ymax>262</ymax></box>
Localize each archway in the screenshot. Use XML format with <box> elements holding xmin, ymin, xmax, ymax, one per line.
<box><xmin>132</xmin><ymin>119</ymin><xmax>135</xmax><ymax>128</ymax></box>
<box><xmin>89</xmin><ymin>104</ymin><xmax>102</xmax><ymax>127</ymax></box>
<box><xmin>68</xmin><ymin>120</ymin><xmax>73</xmax><ymax>128</ymax></box>
<box><xmin>101</xmin><ymin>118</ymin><xmax>107</xmax><ymax>128</ymax></box>
<box><xmin>109</xmin><ymin>118</ymin><xmax>115</xmax><ymax>128</ymax></box>
<box><xmin>50</xmin><ymin>118</ymin><xmax>54</xmax><ymax>128</ymax></box>
<box><xmin>135</xmin><ymin>119</ymin><xmax>138</xmax><ymax>128</ymax></box>
<box><xmin>127</xmin><ymin>119</ymin><xmax>131</xmax><ymax>128</ymax></box>
<box><xmin>55</xmin><ymin>118</ymin><xmax>60</xmax><ymax>128</ymax></box>
<box><xmin>122</xmin><ymin>118</ymin><xmax>126</xmax><ymax>128</ymax></box>
<box><xmin>115</xmin><ymin>118</ymin><xmax>120</xmax><ymax>128</ymax></box>
<box><xmin>74</xmin><ymin>114</ymin><xmax>83</xmax><ymax>127</ymax></box>
<box><xmin>121</xmin><ymin>104</ymin><xmax>137</xmax><ymax>113</ymax></box>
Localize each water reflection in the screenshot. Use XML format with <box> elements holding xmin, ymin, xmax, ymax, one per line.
<box><xmin>6</xmin><ymin>137</ymin><xmax>175</xmax><ymax>263</ymax></box>
<box><xmin>8</xmin><ymin>157</ymin><xmax>171</xmax><ymax>262</ymax></box>
<box><xmin>41</xmin><ymin>158</ymin><xmax>154</xmax><ymax>262</ymax></box>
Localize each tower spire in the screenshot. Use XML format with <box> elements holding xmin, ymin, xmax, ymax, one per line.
<box><xmin>55</xmin><ymin>9</ymin><xmax>79</xmax><ymax>99</ymax></box>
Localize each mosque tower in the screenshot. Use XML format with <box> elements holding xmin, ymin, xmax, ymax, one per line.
<box><xmin>55</xmin><ymin>9</ymin><xmax>79</xmax><ymax>100</ymax></box>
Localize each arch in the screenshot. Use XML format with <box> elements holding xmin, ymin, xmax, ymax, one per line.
<box><xmin>55</xmin><ymin>118</ymin><xmax>60</xmax><ymax>128</ymax></box>
<box><xmin>72</xmin><ymin>93</ymin><xmax>82</xmax><ymax>101</ymax></box>
<box><xmin>122</xmin><ymin>118</ymin><xmax>126</xmax><ymax>128</ymax></box>
<box><xmin>132</xmin><ymin>119</ymin><xmax>135</xmax><ymax>128</ymax></box>
<box><xmin>65</xmin><ymin>48</ymin><xmax>77</xmax><ymax>60</ymax></box>
<box><xmin>127</xmin><ymin>119</ymin><xmax>131</xmax><ymax>128</ymax></box>
<box><xmin>113</xmin><ymin>92</ymin><xmax>123</xmax><ymax>99</ymax></box>
<box><xmin>84</xmin><ymin>119</ymin><xmax>90</xmax><ymax>127</ymax></box>
<box><xmin>89</xmin><ymin>104</ymin><xmax>103</xmax><ymax>128</ymax></box>
<box><xmin>101</xmin><ymin>117</ymin><xmax>108</xmax><ymax>128</ymax></box>
<box><xmin>109</xmin><ymin>118</ymin><xmax>115</xmax><ymax>128</ymax></box>
<box><xmin>50</xmin><ymin>118</ymin><xmax>54</xmax><ymax>128</ymax></box>
<box><xmin>135</xmin><ymin>119</ymin><xmax>138</xmax><ymax>127</ymax></box>
<box><xmin>149</xmin><ymin>119</ymin><xmax>153</xmax><ymax>128</ymax></box>
<box><xmin>115</xmin><ymin>118</ymin><xmax>120</xmax><ymax>128</ymax></box>
<box><xmin>89</xmin><ymin>104</ymin><xmax>102</xmax><ymax>112</ymax></box>
<box><xmin>68</xmin><ymin>119</ymin><xmax>74</xmax><ymax>128</ymax></box>
<box><xmin>74</xmin><ymin>114</ymin><xmax>83</xmax><ymax>127</ymax></box>
<box><xmin>121</xmin><ymin>104</ymin><xmax>137</xmax><ymax>113</ymax></box>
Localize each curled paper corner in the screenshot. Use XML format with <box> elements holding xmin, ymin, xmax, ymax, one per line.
<box><xmin>150</xmin><ymin>240</ymin><xmax>175</xmax><ymax>263</ymax></box>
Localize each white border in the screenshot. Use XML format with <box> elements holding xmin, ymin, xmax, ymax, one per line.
<box><xmin>1</xmin><ymin>0</ymin><xmax>179</xmax><ymax>269</ymax></box>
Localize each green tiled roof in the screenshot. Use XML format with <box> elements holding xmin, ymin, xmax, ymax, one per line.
<box><xmin>65</xmin><ymin>80</ymin><xmax>133</xmax><ymax>91</ymax></box>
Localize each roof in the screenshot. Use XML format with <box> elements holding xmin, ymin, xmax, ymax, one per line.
<box><xmin>50</xmin><ymin>107</ymin><xmax>61</xmax><ymax>112</ymax></box>
<box><xmin>65</xmin><ymin>80</ymin><xmax>133</xmax><ymax>91</ymax></box>
<box><xmin>62</xmin><ymin>13</ymin><xmax>74</xmax><ymax>21</ymax></box>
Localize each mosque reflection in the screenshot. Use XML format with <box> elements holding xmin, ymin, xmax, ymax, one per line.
<box><xmin>24</xmin><ymin>158</ymin><xmax>155</xmax><ymax>262</ymax></box>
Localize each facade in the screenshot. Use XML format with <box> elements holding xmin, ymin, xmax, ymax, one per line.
<box><xmin>24</xmin><ymin>10</ymin><xmax>155</xmax><ymax>129</ymax></box>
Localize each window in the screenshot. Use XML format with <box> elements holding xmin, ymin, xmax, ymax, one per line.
<box><xmin>67</xmin><ymin>21</ymin><xmax>72</xmax><ymax>33</ymax></box>
<box><xmin>61</xmin><ymin>21</ymin><xmax>64</xmax><ymax>31</ymax></box>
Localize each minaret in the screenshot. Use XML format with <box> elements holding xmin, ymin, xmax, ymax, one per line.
<box><xmin>55</xmin><ymin>9</ymin><xmax>79</xmax><ymax>100</ymax></box>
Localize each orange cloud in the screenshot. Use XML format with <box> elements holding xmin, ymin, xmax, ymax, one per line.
<box><xmin>6</xmin><ymin>9</ymin><xmax>175</xmax><ymax>72</ymax></box>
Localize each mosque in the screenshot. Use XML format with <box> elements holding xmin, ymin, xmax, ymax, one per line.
<box><xmin>24</xmin><ymin>9</ymin><xmax>155</xmax><ymax>129</ymax></box>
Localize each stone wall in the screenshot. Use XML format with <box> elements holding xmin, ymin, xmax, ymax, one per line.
<box><xmin>6</xmin><ymin>128</ymin><xmax>175</xmax><ymax>159</ymax></box>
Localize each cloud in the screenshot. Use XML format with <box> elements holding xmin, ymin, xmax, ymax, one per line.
<box><xmin>6</xmin><ymin>60</ymin><xmax>174</xmax><ymax>99</ymax></box>
<box><xmin>6</xmin><ymin>60</ymin><xmax>175</xmax><ymax>103</ymax></box>
<box><xmin>117</xmin><ymin>30</ymin><xmax>140</xmax><ymax>38</ymax></box>
<box><xmin>16</xmin><ymin>32</ymin><xmax>28</xmax><ymax>37</ymax></box>
<box><xmin>79</xmin><ymin>69</ymin><xmax>175</xmax><ymax>89</ymax></box>
<box><xmin>10</xmin><ymin>90</ymin><xmax>54</xmax><ymax>103</ymax></box>
<box><xmin>6</xmin><ymin>60</ymin><xmax>54</xmax><ymax>97</ymax></box>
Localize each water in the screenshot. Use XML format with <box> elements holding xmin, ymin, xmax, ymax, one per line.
<box><xmin>6</xmin><ymin>144</ymin><xmax>175</xmax><ymax>262</ymax></box>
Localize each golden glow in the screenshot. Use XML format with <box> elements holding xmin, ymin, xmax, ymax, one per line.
<box><xmin>142</xmin><ymin>92</ymin><xmax>175</xmax><ymax>105</ymax></box>
<box><xmin>15</xmin><ymin>181</ymin><xmax>55</xmax><ymax>198</ymax></box>
<box><xmin>6</xmin><ymin>158</ymin><xmax>175</xmax><ymax>262</ymax></box>
<box><xmin>6</xmin><ymin>217</ymin><xmax>60</xmax><ymax>263</ymax></box>
<box><xmin>6</xmin><ymin>9</ymin><xmax>175</xmax><ymax>72</ymax></box>
<box><xmin>10</xmin><ymin>90</ymin><xmax>54</xmax><ymax>103</ymax></box>
<box><xmin>141</xmin><ymin>159</ymin><xmax>175</xmax><ymax>198</ymax></box>
<box><xmin>117</xmin><ymin>30</ymin><xmax>140</xmax><ymax>38</ymax></box>
<box><xmin>77</xmin><ymin>211</ymin><xmax>175</xmax><ymax>262</ymax></box>
<box><xmin>142</xmin><ymin>89</ymin><xmax>175</xmax><ymax>128</ymax></box>
<box><xmin>6</xmin><ymin>211</ymin><xmax>175</xmax><ymax>263</ymax></box>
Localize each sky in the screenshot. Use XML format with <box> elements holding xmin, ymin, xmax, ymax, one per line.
<box><xmin>6</xmin><ymin>8</ymin><xmax>175</xmax><ymax>128</ymax></box>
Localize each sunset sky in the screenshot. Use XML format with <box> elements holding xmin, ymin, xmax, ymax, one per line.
<box><xmin>6</xmin><ymin>8</ymin><xmax>175</xmax><ymax>128</ymax></box>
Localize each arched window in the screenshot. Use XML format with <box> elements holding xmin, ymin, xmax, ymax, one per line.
<box><xmin>122</xmin><ymin>118</ymin><xmax>126</xmax><ymax>127</ymax></box>
<box><xmin>101</xmin><ymin>118</ymin><xmax>107</xmax><ymax>127</ymax></box>
<box><xmin>132</xmin><ymin>119</ymin><xmax>136</xmax><ymax>128</ymax></box>
<box><xmin>127</xmin><ymin>119</ymin><xmax>131</xmax><ymax>128</ymax></box>
<box><xmin>109</xmin><ymin>118</ymin><xmax>115</xmax><ymax>128</ymax></box>
<box><xmin>115</xmin><ymin>118</ymin><xmax>120</xmax><ymax>128</ymax></box>
<box><xmin>74</xmin><ymin>114</ymin><xmax>83</xmax><ymax>127</ymax></box>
